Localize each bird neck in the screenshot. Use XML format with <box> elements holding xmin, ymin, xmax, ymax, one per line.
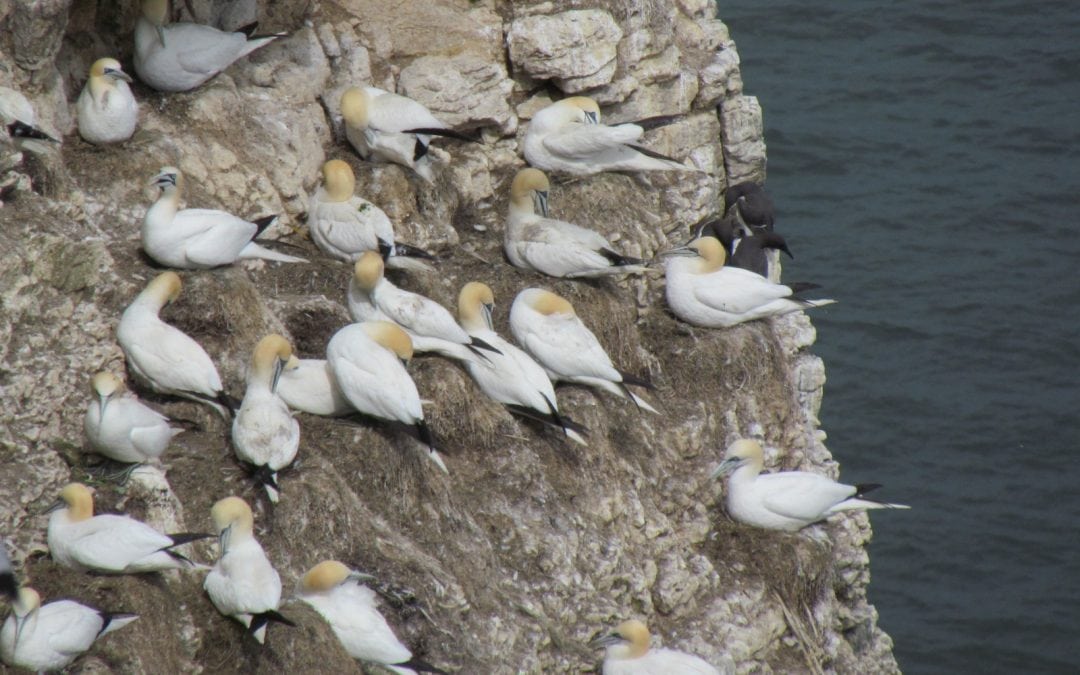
<box><xmin>88</xmin><ymin>75</ymin><xmax>113</xmax><ymax>103</ymax></box>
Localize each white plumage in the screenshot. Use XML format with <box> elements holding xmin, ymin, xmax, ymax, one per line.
<box><xmin>523</xmin><ymin>97</ymin><xmax>688</xmax><ymax>175</ymax></box>
<box><xmin>0</xmin><ymin>85</ymin><xmax>57</xmax><ymax>153</ymax></box>
<box><xmin>76</xmin><ymin>58</ymin><xmax>137</xmax><ymax>144</ymax></box>
<box><xmin>142</xmin><ymin>166</ymin><xmax>305</xmax><ymax>268</ymax></box>
<box><xmin>277</xmin><ymin>358</ymin><xmax>353</xmax><ymax>417</ymax></box>
<box><xmin>664</xmin><ymin>237</ymin><xmax>835</xmax><ymax>328</ymax></box>
<box><xmin>1</xmin><ymin>587</ymin><xmax>137</xmax><ymax>672</ymax></box>
<box><xmin>133</xmin><ymin>0</ymin><xmax>284</xmax><ymax>92</ymax></box>
<box><xmin>509</xmin><ymin>289</ymin><xmax>657</xmax><ymax>413</ymax></box>
<box><xmin>593</xmin><ymin>620</ymin><xmax>722</xmax><ymax>675</ymax></box>
<box><xmin>83</xmin><ymin>371</ymin><xmax>182</xmax><ymax>464</ymax></box>
<box><xmin>712</xmin><ymin>439</ymin><xmax>910</xmax><ymax>532</ymax></box>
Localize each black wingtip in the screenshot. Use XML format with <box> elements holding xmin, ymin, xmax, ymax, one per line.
<box><xmin>509</xmin><ymin>396</ymin><xmax>589</xmax><ymax>439</ymax></box>
<box><xmin>626</xmin><ymin>113</ymin><xmax>682</xmax><ymax>131</ymax></box>
<box><xmin>0</xmin><ymin>572</ymin><xmax>17</xmax><ymax>601</ymax></box>
<box><xmin>404</xmin><ymin>127</ymin><xmax>482</xmax><ymax>144</ymax></box>
<box><xmin>415</xmin><ymin>420</ymin><xmax>436</xmax><ymax>451</ymax></box>
<box><xmin>468</xmin><ymin>336</ymin><xmax>502</xmax><ymax>355</ymax></box>
<box><xmin>251</xmin><ymin>214</ymin><xmax>279</xmax><ymax>238</ymax></box>
<box><xmin>788</xmin><ymin>281</ymin><xmax>823</xmax><ymax>295</ymax></box>
<box><xmin>7</xmin><ymin>120</ymin><xmax>58</xmax><ymax>143</ymax></box>
<box><xmin>627</xmin><ymin>143</ymin><xmax>681</xmax><ymax>163</ymax></box>
<box><xmin>217</xmin><ymin>391</ymin><xmax>241</xmax><ymax>414</ymax></box>
<box><xmin>413</xmin><ymin>137</ymin><xmax>429</xmax><ymax>161</ymax></box>
<box><xmin>166</xmin><ymin>532</ymin><xmax>215</xmax><ymax>547</ymax></box>
<box><xmin>97</xmin><ymin>611</ymin><xmax>138</xmax><ymax>637</ymax></box>
<box><xmin>598</xmin><ymin>248</ymin><xmax>646</xmax><ymax>268</ymax></box>
<box><xmin>393</xmin><ymin>242</ymin><xmax>436</xmax><ymax>260</ymax></box>
<box><xmin>248</xmin><ymin>609</ymin><xmax>297</xmax><ymax>637</ymax></box>
<box><xmin>394</xmin><ymin>657</ymin><xmax>450</xmax><ymax>675</ymax></box>
<box><xmin>236</xmin><ymin>20</ymin><xmax>259</xmax><ymax>37</ymax></box>
<box><xmin>616</xmin><ymin>369</ymin><xmax>654</xmax><ymax>390</ymax></box>
<box><xmin>855</xmin><ymin>483</ymin><xmax>883</xmax><ymax>498</ymax></box>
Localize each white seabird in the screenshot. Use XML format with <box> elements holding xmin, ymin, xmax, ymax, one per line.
<box><xmin>232</xmin><ymin>335</ymin><xmax>301</xmax><ymax>503</ymax></box>
<box><xmin>326</xmin><ymin>321</ymin><xmax>447</xmax><ymax>473</ymax></box>
<box><xmin>298</xmin><ymin>560</ymin><xmax>447</xmax><ymax>674</ymax></box>
<box><xmin>134</xmin><ymin>0</ymin><xmax>285</xmax><ymax>92</ymax></box>
<box><xmin>523</xmin><ymin>96</ymin><xmax>689</xmax><ymax>175</ymax></box>
<box><xmin>339</xmin><ymin>86</ymin><xmax>475</xmax><ymax>183</ymax></box>
<box><xmin>509</xmin><ymin>289</ymin><xmax>657</xmax><ymax>413</ymax></box>
<box><xmin>308</xmin><ymin>159</ymin><xmax>434</xmax><ymax>270</ymax></box>
<box><xmin>0</xmin><ymin>86</ymin><xmax>58</xmax><ymax>148</ymax></box>
<box><xmin>84</xmin><ymin>371</ymin><xmax>184</xmax><ymax>464</ymax></box>
<box><xmin>46</xmin><ymin>482</ymin><xmax>210</xmax><ymax>573</ymax></box>
<box><xmin>277</xmin><ymin>358</ymin><xmax>353</xmax><ymax>417</ymax></box>
<box><xmin>0</xmin><ymin>586</ymin><xmax>137</xmax><ymax>672</ymax></box>
<box><xmin>712</xmin><ymin>439</ymin><xmax>910</xmax><ymax>532</ymax></box>
<box><xmin>117</xmin><ymin>271</ymin><xmax>234</xmax><ymax>419</ymax></box>
<box><xmin>591</xmin><ymin>619</ymin><xmax>722</xmax><ymax>675</ymax></box>
<box><xmin>204</xmin><ymin>497</ymin><xmax>293</xmax><ymax>644</ymax></box>
<box><xmin>143</xmin><ymin>166</ymin><xmax>306</xmax><ymax>268</ymax></box>
<box><xmin>663</xmin><ymin>237</ymin><xmax>835</xmax><ymax>328</ymax></box>
<box><xmin>76</xmin><ymin>57</ymin><xmax>138</xmax><ymax>145</ymax></box>
<box><xmin>458</xmin><ymin>282</ymin><xmax>587</xmax><ymax>444</ymax></box>
<box><xmin>505</xmin><ymin>168</ymin><xmax>648</xmax><ymax>278</ymax></box>
<box><xmin>348</xmin><ymin>252</ymin><xmax>498</xmax><ymax>363</ymax></box>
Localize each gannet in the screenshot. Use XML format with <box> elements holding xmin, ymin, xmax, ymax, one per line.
<box><xmin>523</xmin><ymin>97</ymin><xmax>689</xmax><ymax>175</ymax></box>
<box><xmin>308</xmin><ymin>159</ymin><xmax>434</xmax><ymax>270</ymax></box>
<box><xmin>0</xmin><ymin>586</ymin><xmax>137</xmax><ymax>672</ymax></box>
<box><xmin>348</xmin><ymin>252</ymin><xmax>498</xmax><ymax>363</ymax></box>
<box><xmin>591</xmin><ymin>619</ymin><xmax>721</xmax><ymax>675</ymax></box>
<box><xmin>712</xmin><ymin>439</ymin><xmax>910</xmax><ymax>532</ymax></box>
<box><xmin>509</xmin><ymin>289</ymin><xmax>657</xmax><ymax>413</ymax></box>
<box><xmin>0</xmin><ymin>541</ymin><xmax>15</xmax><ymax>601</ymax></box>
<box><xmin>326</xmin><ymin>321</ymin><xmax>447</xmax><ymax>473</ymax></box>
<box><xmin>232</xmin><ymin>335</ymin><xmax>301</xmax><ymax>503</ymax></box>
<box><xmin>117</xmin><ymin>271</ymin><xmax>234</xmax><ymax>419</ymax></box>
<box><xmin>0</xmin><ymin>86</ymin><xmax>58</xmax><ymax>147</ymax></box>
<box><xmin>277</xmin><ymin>358</ymin><xmax>353</xmax><ymax>417</ymax></box>
<box><xmin>692</xmin><ymin>216</ymin><xmax>791</xmax><ymax>279</ymax></box>
<box><xmin>339</xmin><ymin>86</ymin><xmax>475</xmax><ymax>183</ymax></box>
<box><xmin>298</xmin><ymin>560</ymin><xmax>448</xmax><ymax>674</ymax></box>
<box><xmin>84</xmin><ymin>371</ymin><xmax>183</xmax><ymax>464</ymax></box>
<box><xmin>663</xmin><ymin>237</ymin><xmax>835</xmax><ymax>328</ymax></box>
<box><xmin>134</xmin><ymin>0</ymin><xmax>285</xmax><ymax>92</ymax></box>
<box><xmin>204</xmin><ymin>497</ymin><xmax>293</xmax><ymax>643</ymax></box>
<box><xmin>505</xmin><ymin>168</ymin><xmax>648</xmax><ymax>278</ymax></box>
<box><xmin>458</xmin><ymin>282</ymin><xmax>587</xmax><ymax>444</ymax></box>
<box><xmin>76</xmin><ymin>58</ymin><xmax>137</xmax><ymax>145</ymax></box>
<box><xmin>46</xmin><ymin>483</ymin><xmax>211</xmax><ymax>573</ymax></box>
<box><xmin>143</xmin><ymin>166</ymin><xmax>306</xmax><ymax>268</ymax></box>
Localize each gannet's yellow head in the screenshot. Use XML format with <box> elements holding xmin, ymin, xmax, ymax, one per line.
<box><xmin>509</xmin><ymin>168</ymin><xmax>550</xmax><ymax>216</ymax></box>
<box><xmin>322</xmin><ymin>159</ymin><xmax>356</xmax><ymax>202</ymax></box>
<box><xmin>690</xmin><ymin>236</ymin><xmax>727</xmax><ymax>273</ymax></box>
<box><xmin>141</xmin><ymin>0</ymin><xmax>169</xmax><ymax>26</ymax></box>
<box><xmin>251</xmin><ymin>334</ymin><xmax>298</xmax><ymax>391</ymax></box>
<box><xmin>89</xmin><ymin>58</ymin><xmax>131</xmax><ymax>83</ymax></box>
<box><xmin>91</xmin><ymin>372</ymin><xmax>124</xmax><ymax>398</ymax></box>
<box><xmin>591</xmin><ymin>619</ymin><xmax>651</xmax><ymax>659</ymax></box>
<box><xmin>143</xmin><ymin>271</ymin><xmax>183</xmax><ymax>306</ymax></box>
<box><xmin>353</xmin><ymin>251</ymin><xmax>385</xmax><ymax>291</ymax></box>
<box><xmin>300</xmin><ymin>560</ymin><xmax>351</xmax><ymax>593</ymax></box>
<box><xmin>361</xmin><ymin>321</ymin><xmax>414</xmax><ymax>362</ymax></box>
<box><xmin>340</xmin><ymin>87</ymin><xmax>370</xmax><ymax>129</ymax></box>
<box><xmin>523</xmin><ymin>288</ymin><xmax>575</xmax><ymax>317</ymax></box>
<box><xmin>210</xmin><ymin>496</ymin><xmax>254</xmax><ymax>552</ymax></box>
<box><xmin>12</xmin><ymin>587</ymin><xmax>41</xmax><ymax>618</ymax></box>
<box><xmin>712</xmin><ymin>438</ymin><xmax>765</xmax><ymax>479</ymax></box>
<box><xmin>458</xmin><ymin>281</ymin><xmax>495</xmax><ymax>332</ymax></box>
<box><xmin>57</xmin><ymin>483</ymin><xmax>95</xmax><ymax>522</ymax></box>
<box><xmin>563</xmin><ymin>96</ymin><xmax>601</xmax><ymax>124</ymax></box>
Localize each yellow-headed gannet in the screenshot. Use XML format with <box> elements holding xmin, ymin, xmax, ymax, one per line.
<box><xmin>591</xmin><ymin>619</ymin><xmax>722</xmax><ymax>675</ymax></box>
<box><xmin>509</xmin><ymin>289</ymin><xmax>657</xmax><ymax>413</ymax></box>
<box><xmin>308</xmin><ymin>159</ymin><xmax>434</xmax><ymax>270</ymax></box>
<box><xmin>117</xmin><ymin>271</ymin><xmax>235</xmax><ymax>419</ymax></box>
<box><xmin>277</xmin><ymin>358</ymin><xmax>353</xmax><ymax>417</ymax></box>
<box><xmin>76</xmin><ymin>58</ymin><xmax>137</xmax><ymax>145</ymax></box>
<box><xmin>233</xmin><ymin>335</ymin><xmax>301</xmax><ymax>503</ymax></box>
<box><xmin>712</xmin><ymin>439</ymin><xmax>910</xmax><ymax>532</ymax></box>
<box><xmin>143</xmin><ymin>166</ymin><xmax>306</xmax><ymax>268</ymax></box>
<box><xmin>340</xmin><ymin>86</ymin><xmax>476</xmax><ymax>183</ymax></box>
<box><xmin>298</xmin><ymin>560</ymin><xmax>448</xmax><ymax>674</ymax></box>
<box><xmin>0</xmin><ymin>586</ymin><xmax>137</xmax><ymax>672</ymax></box>
<box><xmin>523</xmin><ymin>97</ymin><xmax>690</xmax><ymax>175</ymax></box>
<box><xmin>663</xmin><ymin>237</ymin><xmax>834</xmax><ymax>328</ymax></box>
<box><xmin>326</xmin><ymin>321</ymin><xmax>447</xmax><ymax>473</ymax></box>
<box><xmin>134</xmin><ymin>0</ymin><xmax>286</xmax><ymax>92</ymax></box>
<box><xmin>505</xmin><ymin>168</ymin><xmax>648</xmax><ymax>278</ymax></box>
<box><xmin>46</xmin><ymin>483</ymin><xmax>211</xmax><ymax>573</ymax></box>
<box><xmin>0</xmin><ymin>86</ymin><xmax>58</xmax><ymax>148</ymax></box>
<box><xmin>458</xmin><ymin>282</ymin><xmax>587</xmax><ymax>444</ymax></box>
<box><xmin>84</xmin><ymin>371</ymin><xmax>183</xmax><ymax>464</ymax></box>
<box><xmin>204</xmin><ymin>497</ymin><xmax>294</xmax><ymax>643</ymax></box>
<box><xmin>348</xmin><ymin>252</ymin><xmax>499</xmax><ymax>363</ymax></box>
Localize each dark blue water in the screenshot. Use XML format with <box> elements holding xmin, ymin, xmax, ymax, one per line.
<box><xmin>724</xmin><ymin>2</ymin><xmax>1080</xmax><ymax>672</ymax></box>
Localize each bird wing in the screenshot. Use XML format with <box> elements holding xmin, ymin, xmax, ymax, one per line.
<box><xmin>173</xmin><ymin>209</ymin><xmax>257</xmax><ymax>267</ymax></box>
<box><xmin>320</xmin><ymin>585</ymin><xmax>414</xmax><ymax>664</ymax></box>
<box><xmin>542</xmin><ymin>123</ymin><xmax>642</xmax><ymax>159</ymax></box>
<box><xmin>63</xmin><ymin>516</ymin><xmax>174</xmax><ymax>571</ymax></box>
<box><xmin>378</xmin><ymin>287</ymin><xmax>469</xmax><ymax>343</ymax></box>
<box><xmin>367</xmin><ymin>90</ymin><xmax>445</xmax><ymax>132</ymax></box>
<box><xmin>757</xmin><ymin>472</ymin><xmax>857</xmax><ymax>521</ymax></box>
<box><xmin>521</xmin><ymin>312</ymin><xmax>619</xmax><ymax>381</ymax></box>
<box><xmin>38</xmin><ymin>601</ymin><xmax>103</xmax><ymax>657</ymax></box>
<box><xmin>515</xmin><ymin>218</ymin><xmax>617</xmax><ymax>276</ymax></box>
<box><xmin>692</xmin><ymin>268</ymin><xmax>793</xmax><ymax>315</ymax></box>
<box><xmin>465</xmin><ymin>330</ymin><xmax>553</xmax><ymax>410</ymax></box>
<box><xmin>331</xmin><ymin>356</ymin><xmax>418</xmax><ymax>423</ymax></box>
<box><xmin>311</xmin><ymin>197</ymin><xmax>392</xmax><ymax>256</ymax></box>
<box><xmin>167</xmin><ymin>24</ymin><xmax>246</xmax><ymax>77</ymax></box>
<box><xmin>124</xmin><ymin>322</ymin><xmax>222</xmax><ymax>394</ymax></box>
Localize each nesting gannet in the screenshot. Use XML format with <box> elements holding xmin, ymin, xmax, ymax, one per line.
<box><xmin>204</xmin><ymin>497</ymin><xmax>293</xmax><ymax>643</ymax></box>
<box><xmin>509</xmin><ymin>289</ymin><xmax>657</xmax><ymax>413</ymax></box>
<box><xmin>712</xmin><ymin>439</ymin><xmax>910</xmax><ymax>532</ymax></box>
<box><xmin>232</xmin><ymin>335</ymin><xmax>301</xmax><ymax>503</ymax></box>
<box><xmin>0</xmin><ymin>86</ymin><xmax>58</xmax><ymax>147</ymax></box>
<box><xmin>298</xmin><ymin>561</ymin><xmax>448</xmax><ymax>674</ymax></box>
<box><xmin>143</xmin><ymin>166</ymin><xmax>306</xmax><ymax>268</ymax></box>
<box><xmin>724</xmin><ymin>181</ymin><xmax>775</xmax><ymax>231</ymax></box>
<box><xmin>117</xmin><ymin>271</ymin><xmax>234</xmax><ymax>419</ymax></box>
<box><xmin>46</xmin><ymin>483</ymin><xmax>210</xmax><ymax>573</ymax></box>
<box><xmin>663</xmin><ymin>237</ymin><xmax>834</xmax><ymax>328</ymax></box>
<box><xmin>326</xmin><ymin>321</ymin><xmax>447</xmax><ymax>473</ymax></box>
<box><xmin>134</xmin><ymin>0</ymin><xmax>285</xmax><ymax>92</ymax></box>
<box><xmin>0</xmin><ymin>541</ymin><xmax>15</xmax><ymax>601</ymax></box>
<box><xmin>0</xmin><ymin>586</ymin><xmax>137</xmax><ymax>672</ymax></box>
<box><xmin>505</xmin><ymin>168</ymin><xmax>648</xmax><ymax>278</ymax></box>
<box><xmin>308</xmin><ymin>159</ymin><xmax>434</xmax><ymax>270</ymax></box>
<box><xmin>76</xmin><ymin>58</ymin><xmax>137</xmax><ymax>145</ymax></box>
<box><xmin>591</xmin><ymin>620</ymin><xmax>721</xmax><ymax>675</ymax></box>
<box><xmin>348</xmin><ymin>252</ymin><xmax>497</xmax><ymax>363</ymax></box>
<box><xmin>523</xmin><ymin>97</ymin><xmax>690</xmax><ymax>175</ymax></box>
<box><xmin>458</xmin><ymin>282</ymin><xmax>587</xmax><ymax>444</ymax></box>
<box><xmin>84</xmin><ymin>371</ymin><xmax>183</xmax><ymax>464</ymax></box>
<box><xmin>277</xmin><ymin>358</ymin><xmax>353</xmax><ymax>417</ymax></box>
<box><xmin>340</xmin><ymin>87</ymin><xmax>475</xmax><ymax>183</ymax></box>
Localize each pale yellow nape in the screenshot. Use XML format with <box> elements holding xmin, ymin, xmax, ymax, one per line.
<box><xmin>691</xmin><ymin>236</ymin><xmax>727</xmax><ymax>273</ymax></box>
<box><xmin>300</xmin><ymin>560</ymin><xmax>351</xmax><ymax>593</ymax></box>
<box><xmin>615</xmin><ymin>619</ymin><xmax>651</xmax><ymax>659</ymax></box>
<box><xmin>353</xmin><ymin>251</ymin><xmax>385</xmax><ymax>290</ymax></box>
<box><xmin>340</xmin><ymin>87</ymin><xmax>370</xmax><ymax>128</ymax></box>
<box><xmin>59</xmin><ymin>483</ymin><xmax>95</xmax><ymax>521</ymax></box>
<box><xmin>322</xmin><ymin>159</ymin><xmax>356</xmax><ymax>202</ymax></box>
<box><xmin>210</xmin><ymin>496</ymin><xmax>254</xmax><ymax>534</ymax></box>
<box><xmin>531</xmin><ymin>290</ymin><xmax>575</xmax><ymax>317</ymax></box>
<box><xmin>363</xmin><ymin>321</ymin><xmax>414</xmax><ymax>361</ymax></box>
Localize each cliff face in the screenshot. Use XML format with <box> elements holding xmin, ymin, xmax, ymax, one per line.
<box><xmin>0</xmin><ymin>1</ymin><xmax>899</xmax><ymax>673</ymax></box>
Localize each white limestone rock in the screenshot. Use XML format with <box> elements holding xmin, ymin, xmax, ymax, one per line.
<box><xmin>508</xmin><ymin>10</ymin><xmax>623</xmax><ymax>91</ymax></box>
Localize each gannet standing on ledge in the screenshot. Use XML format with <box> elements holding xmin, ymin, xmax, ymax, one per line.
<box><xmin>591</xmin><ymin>619</ymin><xmax>722</xmax><ymax>674</ymax></box>
<box><xmin>84</xmin><ymin>371</ymin><xmax>183</xmax><ymax>464</ymax></box>
<box><xmin>76</xmin><ymin>58</ymin><xmax>138</xmax><ymax>144</ymax></box>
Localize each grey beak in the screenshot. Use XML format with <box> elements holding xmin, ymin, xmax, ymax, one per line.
<box><xmin>106</xmin><ymin>68</ymin><xmax>133</xmax><ymax>83</ymax></box>
<box><xmin>98</xmin><ymin>392</ymin><xmax>111</xmax><ymax>425</ymax></box>
<box><xmin>271</xmin><ymin>358</ymin><xmax>284</xmax><ymax>394</ymax></box>
<box><xmin>584</xmin><ymin>111</ymin><xmax>599</xmax><ymax>124</ymax></box>
<box><xmin>658</xmin><ymin>245</ymin><xmax>697</xmax><ymax>259</ymax></box>
<box><xmin>347</xmin><ymin>571</ymin><xmax>377</xmax><ymax>584</ymax></box>
<box><xmin>156</xmin><ymin>25</ymin><xmax>166</xmax><ymax>48</ymax></box>
<box><xmin>534</xmin><ymin>190</ymin><xmax>549</xmax><ymax>218</ymax></box>
<box><xmin>481</xmin><ymin>303</ymin><xmax>494</xmax><ymax>331</ymax></box>
<box><xmin>589</xmin><ymin>632</ymin><xmax>623</xmax><ymax>649</ymax></box>
<box><xmin>218</xmin><ymin>524</ymin><xmax>232</xmax><ymax>557</ymax></box>
<box><xmin>710</xmin><ymin>457</ymin><xmax>742</xmax><ymax>480</ymax></box>
<box><xmin>42</xmin><ymin>498</ymin><xmax>66</xmax><ymax>515</ymax></box>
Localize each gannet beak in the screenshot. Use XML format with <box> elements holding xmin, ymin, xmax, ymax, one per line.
<box><xmin>150</xmin><ymin>171</ymin><xmax>176</xmax><ymax>189</ymax></box>
<box><xmin>107</xmin><ymin>68</ymin><xmax>133</xmax><ymax>83</ymax></box>
<box><xmin>584</xmin><ymin>111</ymin><xmax>599</xmax><ymax>124</ymax></box>
<box><xmin>347</xmin><ymin>571</ymin><xmax>376</xmax><ymax>584</ymax></box>
<box><xmin>481</xmin><ymin>303</ymin><xmax>494</xmax><ymax>332</ymax></box>
<box><xmin>658</xmin><ymin>245</ymin><xmax>697</xmax><ymax>259</ymax></box>
<box><xmin>98</xmin><ymin>392</ymin><xmax>111</xmax><ymax>425</ymax></box>
<box><xmin>42</xmin><ymin>498</ymin><xmax>66</xmax><ymax>515</ymax></box>
<box><xmin>589</xmin><ymin>631</ymin><xmax>623</xmax><ymax>649</ymax></box>
<box><xmin>271</xmin><ymin>358</ymin><xmax>284</xmax><ymax>394</ymax></box>
<box><xmin>218</xmin><ymin>524</ymin><xmax>232</xmax><ymax>556</ymax></box>
<box><xmin>710</xmin><ymin>457</ymin><xmax>742</xmax><ymax>480</ymax></box>
<box><xmin>534</xmin><ymin>190</ymin><xmax>549</xmax><ymax>218</ymax></box>
<box><xmin>156</xmin><ymin>25</ymin><xmax>166</xmax><ymax>48</ymax></box>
